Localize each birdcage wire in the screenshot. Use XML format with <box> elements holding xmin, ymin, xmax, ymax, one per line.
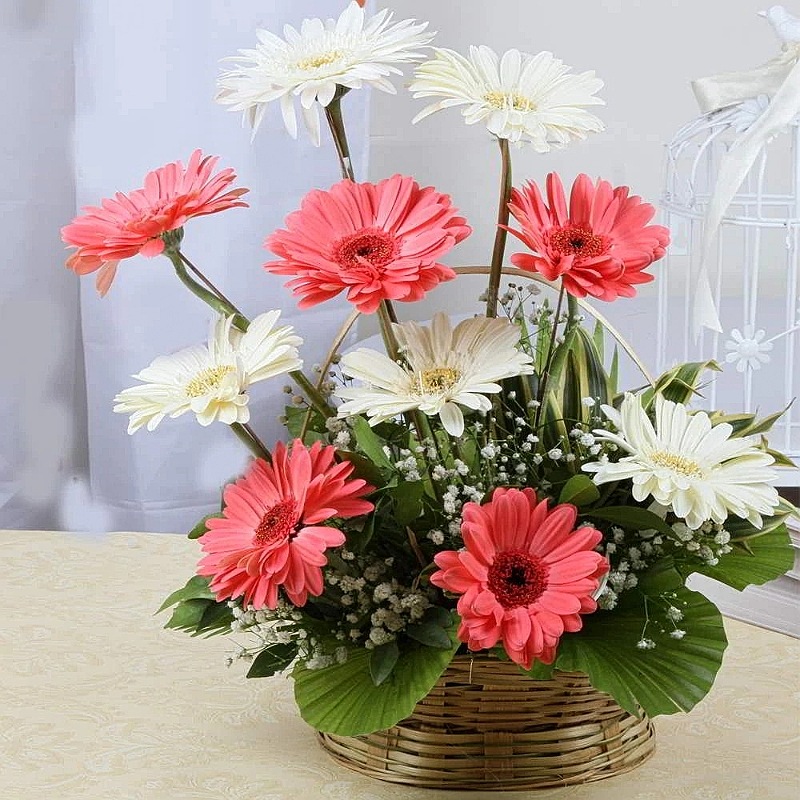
<box><xmin>659</xmin><ymin>104</ymin><xmax>800</xmax><ymax>472</ymax></box>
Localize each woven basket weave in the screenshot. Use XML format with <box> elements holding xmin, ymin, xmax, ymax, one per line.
<box><xmin>317</xmin><ymin>654</ymin><xmax>655</xmax><ymax>790</ymax></box>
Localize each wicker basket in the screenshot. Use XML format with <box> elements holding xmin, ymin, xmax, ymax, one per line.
<box><xmin>317</xmin><ymin>654</ymin><xmax>655</xmax><ymax>790</ymax></box>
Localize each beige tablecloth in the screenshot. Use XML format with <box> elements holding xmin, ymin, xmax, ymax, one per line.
<box><xmin>1</xmin><ymin>530</ymin><xmax>799</xmax><ymax>800</ymax></box>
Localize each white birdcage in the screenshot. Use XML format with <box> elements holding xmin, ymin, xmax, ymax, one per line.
<box><xmin>659</xmin><ymin>100</ymin><xmax>800</xmax><ymax>472</ymax></box>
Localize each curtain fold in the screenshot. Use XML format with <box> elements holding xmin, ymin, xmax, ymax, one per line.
<box><xmin>0</xmin><ymin>0</ymin><xmax>369</xmax><ymax>533</ymax></box>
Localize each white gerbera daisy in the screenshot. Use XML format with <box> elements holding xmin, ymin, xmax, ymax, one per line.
<box><xmin>216</xmin><ymin>1</ymin><xmax>433</xmax><ymax>146</ymax></box>
<box><xmin>114</xmin><ymin>312</ymin><xmax>302</xmax><ymax>433</ymax></box>
<box><xmin>336</xmin><ymin>313</ymin><xmax>534</xmax><ymax>437</ymax></box>
<box><xmin>410</xmin><ymin>46</ymin><xmax>604</xmax><ymax>150</ymax></box>
<box><xmin>583</xmin><ymin>393</ymin><xmax>779</xmax><ymax>530</ymax></box>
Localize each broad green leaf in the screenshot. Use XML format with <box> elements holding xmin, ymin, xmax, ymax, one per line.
<box><xmin>194</xmin><ymin>601</ymin><xmax>235</xmax><ymax>637</ymax></box>
<box><xmin>337</xmin><ymin>450</ymin><xmax>386</xmax><ymax>488</ymax></box>
<box><xmin>247</xmin><ymin>643</ymin><xmax>298</xmax><ymax>678</ymax></box>
<box><xmin>369</xmin><ymin>641</ymin><xmax>400</xmax><ymax>686</ymax></box>
<box><xmin>525</xmin><ymin>660</ymin><xmax>557</xmax><ymax>680</ymax></box>
<box><xmin>555</xmin><ymin>563</ymin><xmax>727</xmax><ymax>717</ymax></box>
<box><xmin>163</xmin><ymin>598</ymin><xmax>209</xmax><ymax>631</ymax></box>
<box><xmin>405</xmin><ymin>622</ymin><xmax>452</xmax><ymax>649</ymax></box>
<box><xmin>393</xmin><ymin>480</ymin><xmax>425</xmax><ymax>525</ymax></box>
<box><xmin>188</xmin><ymin>513</ymin><xmax>222</xmax><ymax>540</ymax></box>
<box><xmin>678</xmin><ymin>525</ymin><xmax>794</xmax><ymax>591</ymax></box>
<box><xmin>584</xmin><ymin>506</ymin><xmax>675</xmax><ymax>538</ymax></box>
<box><xmin>559</xmin><ymin>474</ymin><xmax>601</xmax><ymax>507</ymax></box>
<box><xmin>350</xmin><ymin>416</ymin><xmax>393</xmax><ymax>471</ymax></box>
<box><xmin>157</xmin><ymin>575</ymin><xmax>216</xmax><ymax>613</ymax></box>
<box><xmin>294</xmin><ymin>623</ymin><xmax>459</xmax><ymax>735</ymax></box>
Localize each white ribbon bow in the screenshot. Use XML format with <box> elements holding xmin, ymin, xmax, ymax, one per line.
<box><xmin>690</xmin><ymin>43</ymin><xmax>800</xmax><ymax>338</ymax></box>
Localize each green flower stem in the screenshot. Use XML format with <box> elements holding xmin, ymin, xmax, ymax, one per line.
<box><xmin>376</xmin><ymin>301</ymin><xmax>401</xmax><ymax>361</ymax></box>
<box><xmin>290</xmin><ymin>370</ymin><xmax>334</xmax><ymax>419</ymax></box>
<box><xmin>324</xmin><ymin>90</ymin><xmax>355</xmax><ymax>182</ymax></box>
<box><xmin>178</xmin><ymin>251</ymin><xmax>246</xmax><ymax>326</ymax></box>
<box><xmin>485</xmin><ymin>137</ymin><xmax>513</xmax><ymax>319</ymax></box>
<box><xmin>231</xmin><ymin>422</ymin><xmax>271</xmax><ymax>461</ymax></box>
<box><xmin>165</xmin><ymin>248</ymin><xmax>249</xmax><ymax>333</ymax></box>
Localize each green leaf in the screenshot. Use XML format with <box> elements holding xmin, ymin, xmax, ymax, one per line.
<box><xmin>293</xmin><ymin>623</ymin><xmax>459</xmax><ymax>735</ymax></box>
<box><xmin>350</xmin><ymin>416</ymin><xmax>393</xmax><ymax>471</ymax></box>
<box><xmin>524</xmin><ymin>660</ymin><xmax>556</xmax><ymax>680</ymax></box>
<box><xmin>555</xmin><ymin>564</ymin><xmax>727</xmax><ymax>717</ymax></box>
<box><xmin>163</xmin><ymin>598</ymin><xmax>209</xmax><ymax>631</ymax></box>
<box><xmin>247</xmin><ymin>643</ymin><xmax>298</xmax><ymax>678</ymax></box>
<box><xmin>369</xmin><ymin>641</ymin><xmax>400</xmax><ymax>686</ymax></box>
<box><xmin>337</xmin><ymin>450</ymin><xmax>386</xmax><ymax>488</ymax></box>
<box><xmin>735</xmin><ymin>403</ymin><xmax>792</xmax><ymax>437</ymax></box>
<box><xmin>188</xmin><ymin>513</ymin><xmax>222</xmax><ymax>540</ymax></box>
<box><xmin>158</xmin><ymin>575</ymin><xmax>216</xmax><ymax>613</ymax></box>
<box><xmin>642</xmin><ymin>360</ymin><xmax>720</xmax><ymax>408</ymax></box>
<box><xmin>585</xmin><ymin>506</ymin><xmax>675</xmax><ymax>538</ymax></box>
<box><xmin>393</xmin><ymin>480</ymin><xmax>425</xmax><ymax>525</ymax></box>
<box><xmin>609</xmin><ymin>347</ymin><xmax>620</xmax><ymax>396</ymax></box>
<box><xmin>679</xmin><ymin>524</ymin><xmax>794</xmax><ymax>591</ymax></box>
<box><xmin>559</xmin><ymin>474</ymin><xmax>601</xmax><ymax>507</ymax></box>
<box><xmin>405</xmin><ymin>621</ymin><xmax>453</xmax><ymax>649</ymax></box>
<box><xmin>194</xmin><ymin>601</ymin><xmax>235</xmax><ymax>637</ymax></box>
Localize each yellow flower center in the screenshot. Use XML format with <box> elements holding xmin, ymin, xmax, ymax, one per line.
<box><xmin>483</xmin><ymin>90</ymin><xmax>535</xmax><ymax>112</ymax></box>
<box><xmin>295</xmin><ymin>50</ymin><xmax>343</xmax><ymax>71</ymax></box>
<box><xmin>185</xmin><ymin>365</ymin><xmax>235</xmax><ymax>398</ymax></box>
<box><xmin>650</xmin><ymin>450</ymin><xmax>704</xmax><ymax>478</ymax></box>
<box><xmin>417</xmin><ymin>367</ymin><xmax>461</xmax><ymax>394</ymax></box>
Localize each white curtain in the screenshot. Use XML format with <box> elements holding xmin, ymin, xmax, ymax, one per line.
<box><xmin>0</xmin><ymin>0</ymin><xmax>369</xmax><ymax>533</ymax></box>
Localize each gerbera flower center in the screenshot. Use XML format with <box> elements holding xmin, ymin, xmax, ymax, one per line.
<box><xmin>650</xmin><ymin>450</ymin><xmax>704</xmax><ymax>478</ymax></box>
<box><xmin>185</xmin><ymin>365</ymin><xmax>235</xmax><ymax>398</ymax></box>
<box><xmin>549</xmin><ymin>225</ymin><xmax>607</xmax><ymax>260</ymax></box>
<box><xmin>487</xmin><ymin>550</ymin><xmax>550</xmax><ymax>609</ymax></box>
<box><xmin>333</xmin><ymin>229</ymin><xmax>398</xmax><ymax>271</ymax></box>
<box><xmin>254</xmin><ymin>499</ymin><xmax>298</xmax><ymax>546</ymax></box>
<box><xmin>295</xmin><ymin>50</ymin><xmax>345</xmax><ymax>71</ymax></box>
<box><xmin>416</xmin><ymin>367</ymin><xmax>461</xmax><ymax>394</ymax></box>
<box><xmin>483</xmin><ymin>90</ymin><xmax>535</xmax><ymax>112</ymax></box>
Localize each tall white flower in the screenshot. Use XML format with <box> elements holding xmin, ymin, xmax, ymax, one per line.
<box><xmin>583</xmin><ymin>393</ymin><xmax>779</xmax><ymax>530</ymax></box>
<box><xmin>216</xmin><ymin>1</ymin><xmax>433</xmax><ymax>145</ymax></box>
<box><xmin>336</xmin><ymin>313</ymin><xmax>534</xmax><ymax>437</ymax></box>
<box><xmin>114</xmin><ymin>312</ymin><xmax>303</xmax><ymax>433</ymax></box>
<box><xmin>410</xmin><ymin>46</ymin><xmax>604</xmax><ymax>150</ymax></box>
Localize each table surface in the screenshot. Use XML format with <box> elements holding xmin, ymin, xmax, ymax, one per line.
<box><xmin>2</xmin><ymin>530</ymin><xmax>799</xmax><ymax>800</ymax></box>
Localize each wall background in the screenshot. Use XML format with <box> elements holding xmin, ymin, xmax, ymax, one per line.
<box><xmin>364</xmin><ymin>0</ymin><xmax>782</xmax><ymax>380</ymax></box>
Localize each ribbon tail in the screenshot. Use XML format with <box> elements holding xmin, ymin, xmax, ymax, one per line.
<box><xmin>692</xmin><ymin>57</ymin><xmax>800</xmax><ymax>340</ymax></box>
<box><xmin>692</xmin><ymin>266</ymin><xmax>723</xmax><ymax>341</ymax></box>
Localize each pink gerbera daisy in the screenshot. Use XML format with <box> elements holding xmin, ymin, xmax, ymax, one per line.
<box><xmin>431</xmin><ymin>488</ymin><xmax>607</xmax><ymax>669</ymax></box>
<box><xmin>197</xmin><ymin>439</ymin><xmax>374</xmax><ymax>609</ymax></box>
<box><xmin>506</xmin><ymin>173</ymin><xmax>670</xmax><ymax>301</ymax></box>
<box><xmin>264</xmin><ymin>174</ymin><xmax>471</xmax><ymax>314</ymax></box>
<box><xmin>61</xmin><ymin>150</ymin><xmax>249</xmax><ymax>296</ymax></box>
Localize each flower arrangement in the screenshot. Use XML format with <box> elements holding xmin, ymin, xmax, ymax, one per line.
<box><xmin>64</xmin><ymin>0</ymin><xmax>797</xmax><ymax>753</ymax></box>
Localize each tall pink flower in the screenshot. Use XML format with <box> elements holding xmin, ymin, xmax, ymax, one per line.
<box><xmin>61</xmin><ymin>150</ymin><xmax>249</xmax><ymax>296</ymax></box>
<box><xmin>264</xmin><ymin>174</ymin><xmax>471</xmax><ymax>314</ymax></box>
<box><xmin>431</xmin><ymin>488</ymin><xmax>607</xmax><ymax>669</ymax></box>
<box><xmin>506</xmin><ymin>173</ymin><xmax>670</xmax><ymax>301</ymax></box>
<box><xmin>197</xmin><ymin>440</ymin><xmax>374</xmax><ymax>609</ymax></box>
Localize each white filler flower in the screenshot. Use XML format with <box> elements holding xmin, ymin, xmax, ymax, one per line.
<box><xmin>583</xmin><ymin>393</ymin><xmax>779</xmax><ymax>530</ymax></box>
<box><xmin>114</xmin><ymin>312</ymin><xmax>302</xmax><ymax>433</ymax></box>
<box><xmin>336</xmin><ymin>312</ymin><xmax>534</xmax><ymax>437</ymax></box>
<box><xmin>216</xmin><ymin>1</ymin><xmax>432</xmax><ymax>145</ymax></box>
<box><xmin>410</xmin><ymin>46</ymin><xmax>604</xmax><ymax>150</ymax></box>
